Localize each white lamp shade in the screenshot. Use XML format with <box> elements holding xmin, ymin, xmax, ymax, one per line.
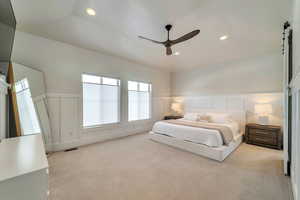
<box><xmin>171</xmin><ymin>103</ymin><xmax>182</xmax><ymax>113</ymax></box>
<box><xmin>254</xmin><ymin>104</ymin><xmax>273</xmax><ymax>115</ymax></box>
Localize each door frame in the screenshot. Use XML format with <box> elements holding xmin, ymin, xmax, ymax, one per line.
<box><xmin>283</xmin><ymin>22</ymin><xmax>292</xmax><ymax>176</ymax></box>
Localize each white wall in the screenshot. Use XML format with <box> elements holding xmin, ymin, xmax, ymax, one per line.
<box><xmin>12</xmin><ymin>31</ymin><xmax>171</xmax><ymax>151</ymax></box>
<box><xmin>12</xmin><ymin>31</ymin><xmax>170</xmax><ymax>97</ymax></box>
<box><xmin>171</xmin><ymin>53</ymin><xmax>283</xmax><ymax>96</ymax></box>
<box><xmin>171</xmin><ymin>52</ymin><xmax>283</xmax><ymax>125</ymax></box>
<box><xmin>291</xmin><ymin>0</ymin><xmax>300</xmax><ymax>199</ymax></box>
<box><xmin>294</xmin><ymin>0</ymin><xmax>300</xmax><ymax>77</ymax></box>
<box><xmin>245</xmin><ymin>93</ymin><xmax>283</xmax><ymax>126</ymax></box>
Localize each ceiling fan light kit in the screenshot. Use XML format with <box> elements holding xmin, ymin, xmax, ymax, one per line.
<box><xmin>139</xmin><ymin>24</ymin><xmax>200</xmax><ymax>56</ymax></box>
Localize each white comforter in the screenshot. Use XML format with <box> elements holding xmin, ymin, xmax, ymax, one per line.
<box><xmin>151</xmin><ymin>119</ymin><xmax>240</xmax><ymax>147</ymax></box>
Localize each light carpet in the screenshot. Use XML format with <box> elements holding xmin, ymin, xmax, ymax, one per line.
<box><xmin>48</xmin><ymin>133</ymin><xmax>292</xmax><ymax>200</ymax></box>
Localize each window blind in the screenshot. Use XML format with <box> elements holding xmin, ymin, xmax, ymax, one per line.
<box><xmin>82</xmin><ymin>74</ymin><xmax>120</xmax><ymax>127</ymax></box>
<box><xmin>128</xmin><ymin>81</ymin><xmax>151</xmax><ymax>121</ymax></box>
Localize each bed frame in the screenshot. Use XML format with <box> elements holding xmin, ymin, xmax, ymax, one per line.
<box><xmin>149</xmin><ymin>131</ymin><xmax>243</xmax><ymax>162</ymax></box>
<box><xmin>149</xmin><ymin>111</ymin><xmax>246</xmax><ymax>162</ymax></box>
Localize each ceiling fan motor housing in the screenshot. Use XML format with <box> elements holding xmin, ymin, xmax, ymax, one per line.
<box><xmin>165</xmin><ymin>24</ymin><xmax>172</xmax><ymax>31</ymax></box>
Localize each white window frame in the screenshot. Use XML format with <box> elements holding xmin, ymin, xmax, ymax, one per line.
<box><xmin>128</xmin><ymin>80</ymin><xmax>152</xmax><ymax>122</ymax></box>
<box><xmin>82</xmin><ymin>74</ymin><xmax>121</xmax><ymax>129</ymax></box>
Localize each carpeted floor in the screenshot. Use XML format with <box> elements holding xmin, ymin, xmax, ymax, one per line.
<box><xmin>48</xmin><ymin>133</ymin><xmax>292</xmax><ymax>200</ymax></box>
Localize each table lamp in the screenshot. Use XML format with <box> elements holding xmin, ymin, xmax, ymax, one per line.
<box><xmin>171</xmin><ymin>103</ymin><xmax>182</xmax><ymax>116</ymax></box>
<box><xmin>254</xmin><ymin>104</ymin><xmax>273</xmax><ymax>125</ymax></box>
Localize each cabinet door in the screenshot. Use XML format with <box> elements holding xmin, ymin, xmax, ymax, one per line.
<box><xmin>0</xmin><ymin>169</ymin><xmax>49</xmax><ymax>200</ymax></box>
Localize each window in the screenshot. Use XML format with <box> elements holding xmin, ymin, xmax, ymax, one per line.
<box><xmin>128</xmin><ymin>81</ymin><xmax>151</xmax><ymax>121</ymax></box>
<box><xmin>15</xmin><ymin>78</ymin><xmax>41</xmax><ymax>135</ymax></box>
<box><xmin>82</xmin><ymin>74</ymin><xmax>120</xmax><ymax>127</ymax></box>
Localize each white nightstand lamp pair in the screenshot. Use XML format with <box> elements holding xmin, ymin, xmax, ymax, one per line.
<box><xmin>254</xmin><ymin>104</ymin><xmax>273</xmax><ymax>125</ymax></box>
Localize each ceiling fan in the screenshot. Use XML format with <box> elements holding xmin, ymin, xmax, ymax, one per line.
<box><xmin>138</xmin><ymin>24</ymin><xmax>200</xmax><ymax>56</ymax></box>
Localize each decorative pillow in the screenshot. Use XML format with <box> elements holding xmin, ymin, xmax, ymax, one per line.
<box><xmin>207</xmin><ymin>113</ymin><xmax>232</xmax><ymax>123</ymax></box>
<box><xmin>198</xmin><ymin>114</ymin><xmax>210</xmax><ymax>121</ymax></box>
<box><xmin>183</xmin><ymin>113</ymin><xmax>199</xmax><ymax>121</ymax></box>
<box><xmin>183</xmin><ymin>113</ymin><xmax>210</xmax><ymax>122</ymax></box>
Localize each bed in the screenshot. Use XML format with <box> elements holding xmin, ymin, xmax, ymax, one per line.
<box><xmin>149</xmin><ymin>111</ymin><xmax>246</xmax><ymax>162</ymax></box>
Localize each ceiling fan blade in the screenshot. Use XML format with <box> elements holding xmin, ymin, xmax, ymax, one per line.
<box><xmin>166</xmin><ymin>46</ymin><xmax>172</xmax><ymax>55</ymax></box>
<box><xmin>171</xmin><ymin>30</ymin><xmax>200</xmax><ymax>45</ymax></box>
<box><xmin>138</xmin><ymin>36</ymin><xmax>164</xmax><ymax>44</ymax></box>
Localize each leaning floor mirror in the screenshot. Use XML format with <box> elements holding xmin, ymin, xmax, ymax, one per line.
<box><xmin>11</xmin><ymin>62</ymin><xmax>52</xmax><ymax>149</ymax></box>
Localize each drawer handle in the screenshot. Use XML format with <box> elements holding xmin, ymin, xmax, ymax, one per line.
<box><xmin>254</xmin><ymin>131</ymin><xmax>274</xmax><ymax>135</ymax></box>
<box><xmin>251</xmin><ymin>137</ymin><xmax>276</xmax><ymax>144</ymax></box>
<box><xmin>255</xmin><ymin>138</ymin><xmax>269</xmax><ymax>142</ymax></box>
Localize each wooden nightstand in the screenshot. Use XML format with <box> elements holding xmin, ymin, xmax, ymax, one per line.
<box><xmin>164</xmin><ymin>115</ymin><xmax>183</xmax><ymax>120</ymax></box>
<box><xmin>245</xmin><ymin>123</ymin><xmax>282</xmax><ymax>150</ymax></box>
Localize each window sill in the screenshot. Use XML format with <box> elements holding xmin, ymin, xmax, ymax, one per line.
<box><xmin>128</xmin><ymin>118</ymin><xmax>152</xmax><ymax>123</ymax></box>
<box><xmin>81</xmin><ymin>119</ymin><xmax>154</xmax><ymax>133</ymax></box>
<box><xmin>82</xmin><ymin>122</ymin><xmax>121</xmax><ymax>131</ymax></box>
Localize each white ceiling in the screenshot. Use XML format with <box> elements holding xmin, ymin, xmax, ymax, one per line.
<box><xmin>11</xmin><ymin>0</ymin><xmax>291</xmax><ymax>71</ymax></box>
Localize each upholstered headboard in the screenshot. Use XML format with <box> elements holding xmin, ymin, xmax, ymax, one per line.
<box><xmin>183</xmin><ymin>109</ymin><xmax>246</xmax><ymax>134</ymax></box>
<box><xmin>179</xmin><ymin>95</ymin><xmax>246</xmax><ymax>133</ymax></box>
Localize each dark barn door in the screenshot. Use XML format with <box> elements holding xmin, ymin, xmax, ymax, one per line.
<box><xmin>287</xmin><ymin>29</ymin><xmax>293</xmax><ymax>176</ymax></box>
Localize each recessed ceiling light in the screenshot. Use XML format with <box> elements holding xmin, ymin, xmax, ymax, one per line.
<box><xmin>174</xmin><ymin>52</ymin><xmax>180</xmax><ymax>56</ymax></box>
<box><xmin>86</xmin><ymin>8</ymin><xmax>96</xmax><ymax>16</ymax></box>
<box><xmin>219</xmin><ymin>35</ymin><xmax>228</xmax><ymax>41</ymax></box>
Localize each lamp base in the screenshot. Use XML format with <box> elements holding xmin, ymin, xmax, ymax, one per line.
<box><xmin>258</xmin><ymin>116</ymin><xmax>269</xmax><ymax>125</ymax></box>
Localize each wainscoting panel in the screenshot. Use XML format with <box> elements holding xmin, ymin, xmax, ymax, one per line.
<box><xmin>60</xmin><ymin>96</ymin><xmax>79</xmax><ymax>144</ymax></box>
<box><xmin>227</xmin><ymin>96</ymin><xmax>245</xmax><ymax>111</ymax></box>
<box><xmin>245</xmin><ymin>93</ymin><xmax>283</xmax><ymax>126</ymax></box>
<box><xmin>211</xmin><ymin>96</ymin><xmax>227</xmax><ymax>110</ymax></box>
<box><xmin>152</xmin><ymin>97</ymin><xmax>171</xmax><ymax>120</ymax></box>
<box><xmin>182</xmin><ymin>96</ymin><xmax>246</xmax><ymax>112</ymax></box>
<box><xmin>185</xmin><ymin>97</ymin><xmax>211</xmax><ymax>111</ymax></box>
<box><xmin>46</xmin><ymin>94</ymin><xmax>170</xmax><ymax>151</ymax></box>
<box><xmin>47</xmin><ymin>96</ymin><xmax>61</xmax><ymax>145</ymax></box>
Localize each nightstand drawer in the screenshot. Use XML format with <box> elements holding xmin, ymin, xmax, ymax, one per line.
<box><xmin>249</xmin><ymin>134</ymin><xmax>277</xmax><ymax>146</ymax></box>
<box><xmin>249</xmin><ymin>128</ymin><xmax>277</xmax><ymax>137</ymax></box>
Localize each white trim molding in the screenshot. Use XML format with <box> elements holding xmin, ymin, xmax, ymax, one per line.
<box><xmin>0</xmin><ymin>75</ymin><xmax>9</xmax><ymax>94</ymax></box>
<box><xmin>290</xmin><ymin>69</ymin><xmax>300</xmax><ymax>89</ymax></box>
<box><xmin>0</xmin><ymin>76</ymin><xmax>9</xmax><ymax>139</ymax></box>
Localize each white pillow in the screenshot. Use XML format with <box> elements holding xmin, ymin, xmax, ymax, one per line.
<box><xmin>198</xmin><ymin>113</ymin><xmax>210</xmax><ymax>121</ymax></box>
<box><xmin>207</xmin><ymin>113</ymin><xmax>232</xmax><ymax>123</ymax></box>
<box><xmin>198</xmin><ymin>119</ymin><xmax>209</xmax><ymax>123</ymax></box>
<box><xmin>183</xmin><ymin>113</ymin><xmax>210</xmax><ymax>122</ymax></box>
<box><xmin>183</xmin><ymin>113</ymin><xmax>199</xmax><ymax>121</ymax></box>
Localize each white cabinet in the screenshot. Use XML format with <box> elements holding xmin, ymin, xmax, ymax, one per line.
<box><xmin>0</xmin><ymin>134</ymin><xmax>49</xmax><ymax>200</ymax></box>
